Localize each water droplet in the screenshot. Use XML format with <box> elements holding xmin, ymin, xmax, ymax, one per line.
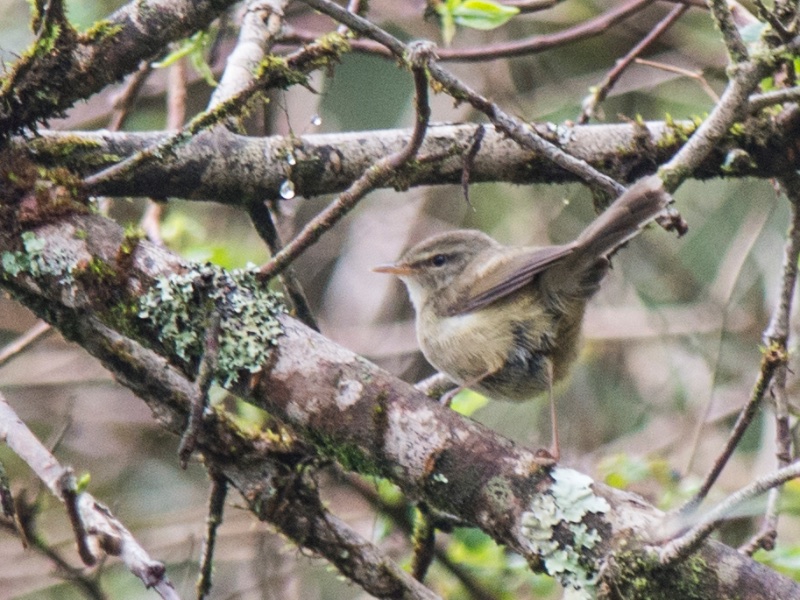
<box><xmin>285</xmin><ymin>152</ymin><xmax>297</xmax><ymax>166</ymax></box>
<box><xmin>562</xmin><ymin>198</ymin><xmax>570</xmax><ymax>206</ymax></box>
<box><xmin>279</xmin><ymin>179</ymin><xmax>296</xmax><ymax>199</ymax></box>
<box><xmin>310</xmin><ymin>114</ymin><xmax>322</xmax><ymax>126</ymax></box>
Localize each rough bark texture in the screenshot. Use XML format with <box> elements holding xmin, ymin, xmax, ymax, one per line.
<box><xmin>0</xmin><ymin>0</ymin><xmax>240</xmax><ymax>137</ymax></box>
<box><xmin>17</xmin><ymin>108</ymin><xmax>800</xmax><ymax>202</ymax></box>
<box><xmin>1</xmin><ymin>206</ymin><xmax>798</xmax><ymax>599</ymax></box>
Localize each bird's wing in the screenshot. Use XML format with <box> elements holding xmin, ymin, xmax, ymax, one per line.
<box><xmin>449</xmin><ymin>244</ymin><xmax>575</xmax><ymax>315</ymax></box>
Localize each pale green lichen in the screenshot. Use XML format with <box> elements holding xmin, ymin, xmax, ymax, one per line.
<box><xmin>520</xmin><ymin>468</ymin><xmax>610</xmax><ymax>599</ymax></box>
<box><xmin>1</xmin><ymin>232</ymin><xmax>77</xmax><ymax>279</ymax></box>
<box><xmin>138</xmin><ymin>263</ymin><xmax>285</xmax><ymax>387</ymax></box>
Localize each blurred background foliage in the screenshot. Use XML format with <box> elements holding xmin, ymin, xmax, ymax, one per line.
<box><xmin>0</xmin><ymin>0</ymin><xmax>797</xmax><ymax>598</ymax></box>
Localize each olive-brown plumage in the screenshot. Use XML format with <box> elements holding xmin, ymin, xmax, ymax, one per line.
<box><xmin>374</xmin><ymin>176</ymin><xmax>672</xmax><ymax>456</ymax></box>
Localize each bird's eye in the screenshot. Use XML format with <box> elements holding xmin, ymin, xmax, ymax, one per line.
<box><xmin>430</xmin><ymin>254</ymin><xmax>448</xmax><ymax>267</ymax></box>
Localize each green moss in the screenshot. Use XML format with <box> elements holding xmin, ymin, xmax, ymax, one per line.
<box><xmin>119</xmin><ymin>226</ymin><xmax>145</xmax><ymax>257</ymax></box>
<box><xmin>79</xmin><ymin>19</ymin><xmax>123</xmax><ymax>44</ymax></box>
<box><xmin>256</xmin><ymin>55</ymin><xmax>311</xmax><ymax>89</ymax></box>
<box><xmin>599</xmin><ymin>548</ymin><xmax>712</xmax><ymax>600</ymax></box>
<box><xmin>657</xmin><ymin>115</ymin><xmax>697</xmax><ymax>149</ymax></box>
<box><xmin>309</xmin><ymin>430</ymin><xmax>385</xmax><ymax>477</ymax></box>
<box><xmin>315</xmin><ymin>32</ymin><xmax>351</xmax><ymax>56</ymax></box>
<box><xmin>84</xmin><ymin>257</ymin><xmax>117</xmax><ymax>281</ymax></box>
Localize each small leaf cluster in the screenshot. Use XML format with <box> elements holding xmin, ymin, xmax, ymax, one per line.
<box><xmin>138</xmin><ymin>264</ymin><xmax>285</xmax><ymax>387</ymax></box>
<box><xmin>435</xmin><ymin>0</ymin><xmax>520</xmax><ymax>45</ymax></box>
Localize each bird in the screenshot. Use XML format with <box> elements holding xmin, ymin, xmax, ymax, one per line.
<box><xmin>373</xmin><ymin>175</ymin><xmax>672</xmax><ymax>460</ymax></box>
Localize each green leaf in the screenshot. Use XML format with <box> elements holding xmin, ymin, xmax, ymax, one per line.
<box><xmin>153</xmin><ymin>31</ymin><xmax>217</xmax><ymax>86</ymax></box>
<box><xmin>451</xmin><ymin>0</ymin><xmax>520</xmax><ymax>31</ymax></box>
<box><xmin>76</xmin><ymin>472</ymin><xmax>91</xmax><ymax>493</ymax></box>
<box><xmin>435</xmin><ymin>2</ymin><xmax>458</xmax><ymax>46</ymax></box>
<box><xmin>449</xmin><ymin>389</ymin><xmax>489</xmax><ymax>416</ymax></box>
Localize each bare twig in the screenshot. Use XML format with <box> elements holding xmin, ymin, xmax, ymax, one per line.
<box><xmin>0</xmin><ymin>320</ymin><xmax>51</xmax><ymax>368</ymax></box>
<box><xmin>750</xmin><ymin>86</ymin><xmax>800</xmax><ymax>111</ymax></box>
<box><xmin>140</xmin><ymin>58</ymin><xmax>187</xmax><ymax>244</ymax></box>
<box><xmin>83</xmin><ymin>36</ymin><xmax>347</xmax><ymax>192</ymax></box>
<box><xmin>634</xmin><ymin>58</ymin><xmax>720</xmax><ymax>102</ymax></box>
<box><xmin>0</xmin><ymin>393</ymin><xmax>179</xmax><ymax>599</ymax></box>
<box><xmin>1</xmin><ymin>510</ymin><xmax>107</xmax><ymax>599</ymax></box>
<box><xmin>300</xmin><ymin>0</ymin><xmax>624</xmax><ymax>197</ymax></box>
<box><xmin>288</xmin><ymin>0</ymin><xmax>657</xmax><ymax>63</ymax></box>
<box><xmin>258</xmin><ymin>48</ymin><xmax>432</xmax><ymax>280</ymax></box>
<box><xmin>740</xmin><ymin>177</ymin><xmax>800</xmax><ymax>555</ymax></box>
<box><xmin>677</xmin><ymin>177</ymin><xmax>799</xmax><ymax>517</ymax></box>
<box><xmin>248</xmin><ymin>200</ymin><xmax>320</xmax><ymax>330</ymax></box>
<box><xmin>660</xmin><ymin>460</ymin><xmax>800</xmax><ymax>565</ymax></box>
<box><xmin>578</xmin><ymin>3</ymin><xmax>690</xmax><ymax>124</ymax></box>
<box><xmin>197</xmin><ymin>474</ymin><xmax>228</xmax><ymax>599</ymax></box>
<box><xmin>660</xmin><ymin>58</ymin><xmax>769</xmax><ymax>192</ymax></box>
<box><xmin>178</xmin><ymin>311</ymin><xmax>221</xmax><ymax>468</ymax></box>
<box><xmin>678</xmin><ymin>346</ymin><xmax>783</xmax><ymax>515</ymax></box>
<box><xmin>109</xmin><ymin>62</ymin><xmax>153</xmax><ymax>131</ymax></box>
<box><xmin>706</xmin><ymin>0</ymin><xmax>748</xmax><ymax>62</ymax></box>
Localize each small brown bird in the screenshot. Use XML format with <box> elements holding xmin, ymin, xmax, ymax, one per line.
<box><xmin>374</xmin><ymin>176</ymin><xmax>672</xmax><ymax>460</ymax></box>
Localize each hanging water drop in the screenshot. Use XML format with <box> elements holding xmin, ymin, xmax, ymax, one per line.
<box><xmin>279</xmin><ymin>179</ymin><xmax>296</xmax><ymax>199</ymax></box>
<box><xmin>310</xmin><ymin>114</ymin><xmax>322</xmax><ymax>126</ymax></box>
<box><xmin>285</xmin><ymin>152</ymin><xmax>297</xmax><ymax>166</ymax></box>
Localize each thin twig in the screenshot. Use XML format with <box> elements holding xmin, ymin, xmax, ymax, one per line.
<box><xmin>258</xmin><ymin>48</ymin><xmax>432</xmax><ymax>280</ymax></box>
<box><xmin>0</xmin><ymin>320</ymin><xmax>51</xmax><ymax>368</ymax></box>
<box><xmin>659</xmin><ymin>459</ymin><xmax>800</xmax><ymax>565</ymax></box>
<box><xmin>634</xmin><ymin>58</ymin><xmax>720</xmax><ymax>102</ymax></box>
<box><xmin>706</xmin><ymin>0</ymin><xmax>748</xmax><ymax>62</ymax></box>
<box><xmin>178</xmin><ymin>312</ymin><xmax>221</xmax><ymax>468</ymax></box>
<box><xmin>578</xmin><ymin>3</ymin><xmax>690</xmax><ymax>124</ymax></box>
<box><xmin>0</xmin><ymin>393</ymin><xmax>179</xmax><ymax>598</ymax></box>
<box><xmin>109</xmin><ymin>62</ymin><xmax>153</xmax><ymax>131</ymax></box>
<box><xmin>750</xmin><ymin>86</ymin><xmax>800</xmax><ymax>112</ymax></box>
<box><xmin>1</xmin><ymin>514</ymin><xmax>108</xmax><ymax>599</ymax></box>
<box><xmin>676</xmin><ymin>177</ymin><xmax>798</xmax><ymax>515</ymax></box>
<box><xmin>140</xmin><ymin>59</ymin><xmax>187</xmax><ymax>244</ymax></box>
<box><xmin>197</xmin><ymin>474</ymin><xmax>228</xmax><ymax>599</ymax></box>
<box><xmin>83</xmin><ymin>37</ymin><xmax>345</xmax><ymax>192</ymax></box>
<box><xmin>289</xmin><ymin>0</ymin><xmax>656</xmax><ymax>63</ymax></box>
<box><xmin>740</xmin><ymin>177</ymin><xmax>800</xmax><ymax>554</ymax></box>
<box><xmin>300</xmin><ymin>0</ymin><xmax>624</xmax><ymax>197</ymax></box>
<box><xmin>677</xmin><ymin>347</ymin><xmax>783</xmax><ymax>515</ymax></box>
<box><xmin>248</xmin><ymin>200</ymin><xmax>320</xmax><ymax>330</ymax></box>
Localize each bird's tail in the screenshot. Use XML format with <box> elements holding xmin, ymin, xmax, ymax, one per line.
<box><xmin>574</xmin><ymin>175</ymin><xmax>672</xmax><ymax>260</ymax></box>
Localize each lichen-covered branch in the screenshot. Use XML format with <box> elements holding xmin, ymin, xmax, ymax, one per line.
<box><xmin>1</xmin><ymin>200</ymin><xmax>799</xmax><ymax>598</ymax></box>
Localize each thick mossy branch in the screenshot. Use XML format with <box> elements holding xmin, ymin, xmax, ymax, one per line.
<box><xmin>0</xmin><ymin>206</ymin><xmax>286</xmax><ymax>391</ymax></box>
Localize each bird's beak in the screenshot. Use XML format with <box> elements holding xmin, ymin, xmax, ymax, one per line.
<box><xmin>372</xmin><ymin>263</ymin><xmax>412</xmax><ymax>276</ymax></box>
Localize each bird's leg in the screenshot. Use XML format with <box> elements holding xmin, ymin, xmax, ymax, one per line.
<box><xmin>439</xmin><ymin>384</ymin><xmax>464</xmax><ymax>407</ymax></box>
<box><xmin>438</xmin><ymin>368</ymin><xmax>497</xmax><ymax>406</ymax></box>
<box><xmin>546</xmin><ymin>358</ymin><xmax>560</xmax><ymax>462</ymax></box>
